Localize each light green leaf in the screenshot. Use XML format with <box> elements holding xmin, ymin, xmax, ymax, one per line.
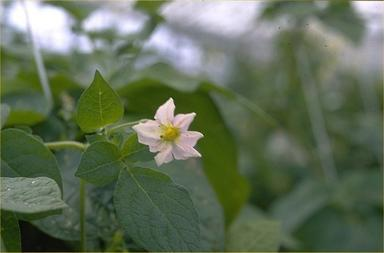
<box><xmin>2</xmin><ymin>92</ymin><xmax>50</xmax><ymax>126</ymax></box>
<box><xmin>75</xmin><ymin>141</ymin><xmax>124</xmax><ymax>186</ymax></box>
<box><xmin>0</xmin><ymin>177</ymin><xmax>67</xmax><ymax>219</ymax></box>
<box><xmin>1</xmin><ymin>104</ymin><xmax>10</xmax><ymax>128</ymax></box>
<box><xmin>76</xmin><ymin>70</ymin><xmax>124</xmax><ymax>133</ymax></box>
<box><xmin>0</xmin><ymin>211</ymin><xmax>21</xmax><ymax>252</ymax></box>
<box><xmin>118</xmin><ymin>80</ymin><xmax>249</xmax><ymax>224</ymax></box>
<box><xmin>0</xmin><ymin>128</ymin><xmax>62</xmax><ymax>189</ymax></box>
<box><xmin>114</xmin><ymin>167</ymin><xmax>201</xmax><ymax>251</ymax></box>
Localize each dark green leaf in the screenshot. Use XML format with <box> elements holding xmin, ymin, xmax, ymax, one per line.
<box><xmin>114</xmin><ymin>167</ymin><xmax>201</xmax><ymax>251</ymax></box>
<box><xmin>118</xmin><ymin>80</ymin><xmax>249</xmax><ymax>224</ymax></box>
<box><xmin>76</xmin><ymin>70</ymin><xmax>124</xmax><ymax>133</ymax></box>
<box><xmin>0</xmin><ymin>128</ymin><xmax>62</xmax><ymax>189</ymax></box>
<box><xmin>0</xmin><ymin>177</ymin><xmax>67</xmax><ymax>219</ymax></box>
<box><xmin>44</xmin><ymin>1</ymin><xmax>98</xmax><ymax>22</ymax></box>
<box><xmin>0</xmin><ymin>211</ymin><xmax>21</xmax><ymax>252</ymax></box>
<box><xmin>120</xmin><ymin>133</ymin><xmax>153</xmax><ymax>165</ymax></box>
<box><xmin>75</xmin><ymin>141</ymin><xmax>124</xmax><ymax>186</ymax></box>
<box><xmin>156</xmin><ymin>160</ymin><xmax>225</xmax><ymax>251</ymax></box>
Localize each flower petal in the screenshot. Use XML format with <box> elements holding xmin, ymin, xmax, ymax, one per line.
<box><xmin>173</xmin><ymin>112</ymin><xmax>196</xmax><ymax>131</ymax></box>
<box><xmin>172</xmin><ymin>143</ymin><xmax>202</xmax><ymax>160</ymax></box>
<box><xmin>154</xmin><ymin>144</ymin><xmax>173</xmax><ymax>166</ymax></box>
<box><xmin>132</xmin><ymin>120</ymin><xmax>161</xmax><ymax>146</ymax></box>
<box><xmin>177</xmin><ymin>131</ymin><xmax>204</xmax><ymax>147</ymax></box>
<box><xmin>154</xmin><ymin>98</ymin><xmax>175</xmax><ymax>125</ymax></box>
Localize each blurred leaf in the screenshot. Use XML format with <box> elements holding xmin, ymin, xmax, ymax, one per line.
<box><xmin>134</xmin><ymin>0</ymin><xmax>166</xmax><ymax>15</ymax></box>
<box><xmin>44</xmin><ymin>1</ymin><xmax>98</xmax><ymax>22</ymax></box>
<box><xmin>0</xmin><ymin>128</ymin><xmax>62</xmax><ymax>189</ymax></box>
<box><xmin>0</xmin><ymin>177</ymin><xmax>66</xmax><ymax>219</ymax></box>
<box><xmin>114</xmin><ymin>167</ymin><xmax>201</xmax><ymax>251</ymax></box>
<box><xmin>75</xmin><ymin>141</ymin><xmax>124</xmax><ymax>186</ymax></box>
<box><xmin>1</xmin><ymin>104</ymin><xmax>10</xmax><ymax>128</ymax></box>
<box><xmin>226</xmin><ymin>205</ymin><xmax>281</xmax><ymax>252</ymax></box>
<box><xmin>2</xmin><ymin>92</ymin><xmax>50</xmax><ymax>126</ymax></box>
<box><xmin>0</xmin><ymin>211</ymin><xmax>21</xmax><ymax>252</ymax></box>
<box><xmin>76</xmin><ymin>71</ymin><xmax>124</xmax><ymax>133</ymax></box>
<box><xmin>261</xmin><ymin>1</ymin><xmax>318</xmax><ymax>21</ymax></box>
<box><xmin>118</xmin><ymin>80</ymin><xmax>250</xmax><ymax>224</ymax></box>
<box><xmin>317</xmin><ymin>1</ymin><xmax>365</xmax><ymax>44</ymax></box>
<box><xmin>295</xmin><ymin>206</ymin><xmax>383</xmax><ymax>251</ymax></box>
<box><xmin>271</xmin><ymin>180</ymin><xmax>330</xmax><ymax>233</ymax></box>
<box><xmin>332</xmin><ymin>170</ymin><xmax>383</xmax><ymax>209</ymax></box>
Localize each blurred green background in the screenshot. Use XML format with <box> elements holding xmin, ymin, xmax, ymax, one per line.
<box><xmin>1</xmin><ymin>0</ymin><xmax>383</xmax><ymax>251</ymax></box>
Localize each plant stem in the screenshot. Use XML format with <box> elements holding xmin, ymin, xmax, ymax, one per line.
<box><xmin>45</xmin><ymin>141</ymin><xmax>87</xmax><ymax>151</ymax></box>
<box><xmin>79</xmin><ymin>179</ymin><xmax>86</xmax><ymax>252</ymax></box>
<box><xmin>295</xmin><ymin>46</ymin><xmax>338</xmax><ymax>183</ymax></box>
<box><xmin>21</xmin><ymin>0</ymin><xmax>53</xmax><ymax>108</ymax></box>
<box><xmin>45</xmin><ymin>140</ymin><xmax>87</xmax><ymax>251</ymax></box>
<box><xmin>106</xmin><ymin>120</ymin><xmax>148</xmax><ymax>135</ymax></box>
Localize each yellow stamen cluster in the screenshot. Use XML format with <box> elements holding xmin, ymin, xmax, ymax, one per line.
<box><xmin>160</xmin><ymin>124</ymin><xmax>180</xmax><ymax>142</ymax></box>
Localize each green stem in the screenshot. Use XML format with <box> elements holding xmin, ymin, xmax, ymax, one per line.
<box><xmin>79</xmin><ymin>179</ymin><xmax>86</xmax><ymax>252</ymax></box>
<box><xmin>45</xmin><ymin>140</ymin><xmax>87</xmax><ymax>251</ymax></box>
<box><xmin>21</xmin><ymin>0</ymin><xmax>53</xmax><ymax>108</ymax></box>
<box><xmin>45</xmin><ymin>141</ymin><xmax>87</xmax><ymax>151</ymax></box>
<box><xmin>106</xmin><ymin>120</ymin><xmax>148</xmax><ymax>135</ymax></box>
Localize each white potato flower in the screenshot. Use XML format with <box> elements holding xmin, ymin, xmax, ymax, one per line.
<box><xmin>132</xmin><ymin>98</ymin><xmax>204</xmax><ymax>166</ymax></box>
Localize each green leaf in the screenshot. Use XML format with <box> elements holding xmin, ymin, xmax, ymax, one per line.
<box><xmin>114</xmin><ymin>167</ymin><xmax>201</xmax><ymax>251</ymax></box>
<box><xmin>134</xmin><ymin>0</ymin><xmax>166</xmax><ymax>15</ymax></box>
<box><xmin>0</xmin><ymin>211</ymin><xmax>21</xmax><ymax>252</ymax></box>
<box><xmin>75</xmin><ymin>141</ymin><xmax>124</xmax><ymax>186</ymax></box>
<box><xmin>76</xmin><ymin>70</ymin><xmax>124</xmax><ymax>133</ymax></box>
<box><xmin>0</xmin><ymin>177</ymin><xmax>67</xmax><ymax>219</ymax></box>
<box><xmin>226</xmin><ymin>206</ymin><xmax>281</xmax><ymax>252</ymax></box>
<box><xmin>1</xmin><ymin>104</ymin><xmax>10</xmax><ymax>128</ymax></box>
<box><xmin>0</xmin><ymin>128</ymin><xmax>62</xmax><ymax>189</ymax></box>
<box><xmin>156</xmin><ymin>160</ymin><xmax>225</xmax><ymax>251</ymax></box>
<box><xmin>2</xmin><ymin>92</ymin><xmax>50</xmax><ymax>126</ymax></box>
<box><xmin>43</xmin><ymin>1</ymin><xmax>98</xmax><ymax>22</ymax></box>
<box><xmin>33</xmin><ymin>150</ymin><xmax>98</xmax><ymax>241</ymax></box>
<box><xmin>317</xmin><ymin>1</ymin><xmax>365</xmax><ymax>44</ymax></box>
<box><xmin>271</xmin><ymin>180</ymin><xmax>330</xmax><ymax>233</ymax></box>
<box><xmin>120</xmin><ymin>133</ymin><xmax>153</xmax><ymax>165</ymax></box>
<box><xmin>117</xmin><ymin>80</ymin><xmax>249</xmax><ymax>224</ymax></box>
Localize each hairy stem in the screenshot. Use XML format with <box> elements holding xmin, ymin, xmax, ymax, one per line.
<box><xmin>106</xmin><ymin>120</ymin><xmax>148</xmax><ymax>135</ymax></box>
<box><xmin>21</xmin><ymin>0</ymin><xmax>53</xmax><ymax>108</ymax></box>
<box><xmin>45</xmin><ymin>141</ymin><xmax>87</xmax><ymax>151</ymax></box>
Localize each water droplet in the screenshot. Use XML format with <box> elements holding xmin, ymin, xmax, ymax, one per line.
<box><xmin>31</xmin><ymin>180</ymin><xmax>37</xmax><ymax>184</ymax></box>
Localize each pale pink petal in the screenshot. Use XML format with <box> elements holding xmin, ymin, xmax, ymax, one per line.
<box><xmin>177</xmin><ymin>131</ymin><xmax>203</xmax><ymax>147</ymax></box>
<box><xmin>173</xmin><ymin>113</ymin><xmax>196</xmax><ymax>131</ymax></box>
<box><xmin>132</xmin><ymin>120</ymin><xmax>161</xmax><ymax>146</ymax></box>
<box><xmin>148</xmin><ymin>141</ymin><xmax>167</xmax><ymax>153</ymax></box>
<box><xmin>154</xmin><ymin>98</ymin><xmax>175</xmax><ymax>125</ymax></box>
<box><xmin>154</xmin><ymin>144</ymin><xmax>173</xmax><ymax>166</ymax></box>
<box><xmin>172</xmin><ymin>143</ymin><xmax>202</xmax><ymax>160</ymax></box>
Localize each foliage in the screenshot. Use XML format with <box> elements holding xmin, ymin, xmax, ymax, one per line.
<box><xmin>0</xmin><ymin>0</ymin><xmax>382</xmax><ymax>252</ymax></box>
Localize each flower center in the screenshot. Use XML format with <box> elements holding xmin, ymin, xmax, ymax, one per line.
<box><xmin>161</xmin><ymin>124</ymin><xmax>180</xmax><ymax>142</ymax></box>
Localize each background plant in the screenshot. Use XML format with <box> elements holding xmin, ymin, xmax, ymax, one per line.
<box><xmin>0</xmin><ymin>0</ymin><xmax>382</xmax><ymax>252</ymax></box>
